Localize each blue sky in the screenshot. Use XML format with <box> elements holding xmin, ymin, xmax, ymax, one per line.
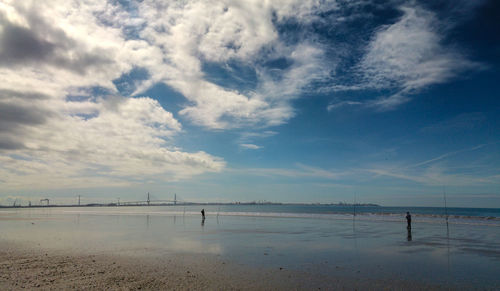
<box><xmin>0</xmin><ymin>0</ymin><xmax>499</xmax><ymax>207</ymax></box>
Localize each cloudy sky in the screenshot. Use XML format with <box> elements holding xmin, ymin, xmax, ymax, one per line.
<box><xmin>0</xmin><ymin>0</ymin><xmax>499</xmax><ymax>207</ymax></box>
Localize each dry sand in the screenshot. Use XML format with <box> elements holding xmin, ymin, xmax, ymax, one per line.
<box><xmin>0</xmin><ymin>241</ymin><xmax>462</xmax><ymax>290</ymax></box>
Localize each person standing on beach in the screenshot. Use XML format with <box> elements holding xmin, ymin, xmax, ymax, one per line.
<box><xmin>201</xmin><ymin>209</ymin><xmax>205</xmax><ymax>219</ymax></box>
<box><xmin>406</xmin><ymin>211</ymin><xmax>412</xmax><ymax>229</ymax></box>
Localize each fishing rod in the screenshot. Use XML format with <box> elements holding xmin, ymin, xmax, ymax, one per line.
<box><xmin>443</xmin><ymin>186</ymin><xmax>449</xmax><ymax>225</ymax></box>
<box><xmin>443</xmin><ymin>186</ymin><xmax>451</xmax><ymax>287</ymax></box>
<box><xmin>353</xmin><ymin>192</ymin><xmax>357</xmax><ymax>218</ymax></box>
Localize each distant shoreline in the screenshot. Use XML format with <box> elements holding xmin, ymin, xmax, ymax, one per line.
<box><xmin>0</xmin><ymin>202</ymin><xmax>380</xmax><ymax>209</ymax></box>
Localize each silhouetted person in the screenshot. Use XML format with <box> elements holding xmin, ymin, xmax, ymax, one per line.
<box><xmin>406</xmin><ymin>211</ymin><xmax>412</xmax><ymax>229</ymax></box>
<box><xmin>407</xmin><ymin>228</ymin><xmax>412</xmax><ymax>241</ymax></box>
<box><xmin>201</xmin><ymin>209</ymin><xmax>205</xmax><ymax>219</ymax></box>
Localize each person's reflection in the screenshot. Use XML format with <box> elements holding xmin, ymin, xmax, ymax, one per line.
<box><xmin>407</xmin><ymin>227</ymin><xmax>412</xmax><ymax>241</ymax></box>
<box><xmin>201</xmin><ymin>216</ymin><xmax>205</xmax><ymax>227</ymax></box>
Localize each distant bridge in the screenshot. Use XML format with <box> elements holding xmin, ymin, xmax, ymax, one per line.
<box><xmin>119</xmin><ymin>193</ymin><xmax>183</xmax><ymax>206</ymax></box>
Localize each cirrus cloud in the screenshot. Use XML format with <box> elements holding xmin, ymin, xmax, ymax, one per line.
<box><xmin>328</xmin><ymin>3</ymin><xmax>482</xmax><ymax>111</ymax></box>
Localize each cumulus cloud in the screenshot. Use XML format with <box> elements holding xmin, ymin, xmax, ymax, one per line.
<box><xmin>0</xmin><ymin>96</ymin><xmax>225</xmax><ymax>190</ymax></box>
<box><xmin>0</xmin><ymin>1</ymin><xmax>133</xmax><ymax>91</ymax></box>
<box><xmin>135</xmin><ymin>0</ymin><xmax>333</xmax><ymax>128</ymax></box>
<box><xmin>0</xmin><ymin>0</ymin><xmax>225</xmax><ymax>190</ymax></box>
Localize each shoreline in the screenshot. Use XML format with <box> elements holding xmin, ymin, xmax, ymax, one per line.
<box><xmin>0</xmin><ymin>202</ymin><xmax>380</xmax><ymax>209</ymax></box>
<box><xmin>2</xmin><ymin>205</ymin><xmax>498</xmax><ymax>220</ymax></box>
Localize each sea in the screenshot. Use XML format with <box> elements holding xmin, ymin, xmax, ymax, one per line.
<box><xmin>34</xmin><ymin>204</ymin><xmax>497</xmax><ymax>226</ymax></box>
<box><xmin>166</xmin><ymin>204</ymin><xmax>500</xmax><ymax>219</ymax></box>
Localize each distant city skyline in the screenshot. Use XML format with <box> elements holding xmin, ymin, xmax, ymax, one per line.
<box><xmin>0</xmin><ymin>0</ymin><xmax>499</xmax><ymax>208</ymax></box>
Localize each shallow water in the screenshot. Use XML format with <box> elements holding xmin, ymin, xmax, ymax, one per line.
<box><xmin>1</xmin><ymin>206</ymin><xmax>499</xmax><ymax>288</ymax></box>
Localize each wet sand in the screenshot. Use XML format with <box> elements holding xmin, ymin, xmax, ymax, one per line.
<box><xmin>0</xmin><ymin>241</ymin><xmax>456</xmax><ymax>290</ymax></box>
<box><xmin>1</xmin><ymin>207</ymin><xmax>499</xmax><ymax>290</ymax></box>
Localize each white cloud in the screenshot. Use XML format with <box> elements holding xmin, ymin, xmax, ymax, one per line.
<box><xmin>364</xmin><ymin>143</ymin><xmax>500</xmax><ymax>187</ymax></box>
<box><xmin>240</xmin><ymin>144</ymin><xmax>262</xmax><ymax>150</ymax></box>
<box><xmin>409</xmin><ymin>143</ymin><xmax>491</xmax><ymax>168</ymax></box>
<box><xmin>332</xmin><ymin>4</ymin><xmax>480</xmax><ymax>110</ymax></box>
<box><xmin>0</xmin><ymin>0</ymin><xmax>336</xmax><ymax>190</ymax></box>
<box><xmin>0</xmin><ymin>0</ymin><xmax>486</xmax><ymax>192</ymax></box>
<box><xmin>0</xmin><ymin>0</ymin><xmax>227</xmax><ymax>190</ymax></box>
<box><xmin>240</xmin><ymin>131</ymin><xmax>278</xmax><ymax>139</ymax></box>
<box><xmin>136</xmin><ymin>0</ymin><xmax>332</xmax><ymax>128</ymax></box>
<box><xmin>361</xmin><ymin>6</ymin><xmax>479</xmax><ymax>107</ymax></box>
<box><xmin>236</xmin><ymin>130</ymin><xmax>277</xmax><ymax>149</ymax></box>
<box><xmin>365</xmin><ymin>164</ymin><xmax>499</xmax><ymax>187</ymax></box>
<box><xmin>327</xmin><ymin>100</ymin><xmax>362</xmax><ymax>111</ymax></box>
<box><xmin>0</xmin><ymin>1</ymin><xmax>140</xmax><ymax>92</ymax></box>
<box><xmin>0</xmin><ymin>96</ymin><xmax>225</xmax><ymax>190</ymax></box>
<box><xmin>233</xmin><ymin>163</ymin><xmax>350</xmax><ymax>180</ymax></box>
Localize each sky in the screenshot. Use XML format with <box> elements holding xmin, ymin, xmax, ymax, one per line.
<box><xmin>0</xmin><ymin>0</ymin><xmax>499</xmax><ymax>207</ymax></box>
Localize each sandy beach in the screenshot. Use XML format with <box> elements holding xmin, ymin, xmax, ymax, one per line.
<box><xmin>0</xmin><ymin>241</ymin><xmax>458</xmax><ymax>290</ymax></box>
<box><xmin>1</xmin><ymin>241</ymin><xmax>255</xmax><ymax>290</ymax></box>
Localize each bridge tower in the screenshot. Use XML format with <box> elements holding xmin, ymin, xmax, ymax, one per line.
<box><xmin>147</xmin><ymin>192</ymin><xmax>150</xmax><ymax>206</ymax></box>
<box><xmin>174</xmin><ymin>194</ymin><xmax>176</xmax><ymax>205</ymax></box>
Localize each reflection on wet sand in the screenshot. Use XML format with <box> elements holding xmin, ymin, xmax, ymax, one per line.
<box><xmin>0</xmin><ymin>207</ymin><xmax>499</xmax><ymax>288</ymax></box>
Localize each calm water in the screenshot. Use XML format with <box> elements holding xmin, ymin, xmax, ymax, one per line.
<box><xmin>1</xmin><ymin>205</ymin><xmax>499</xmax><ymax>288</ymax></box>
<box><xmin>190</xmin><ymin>204</ymin><xmax>500</xmax><ymax>218</ymax></box>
